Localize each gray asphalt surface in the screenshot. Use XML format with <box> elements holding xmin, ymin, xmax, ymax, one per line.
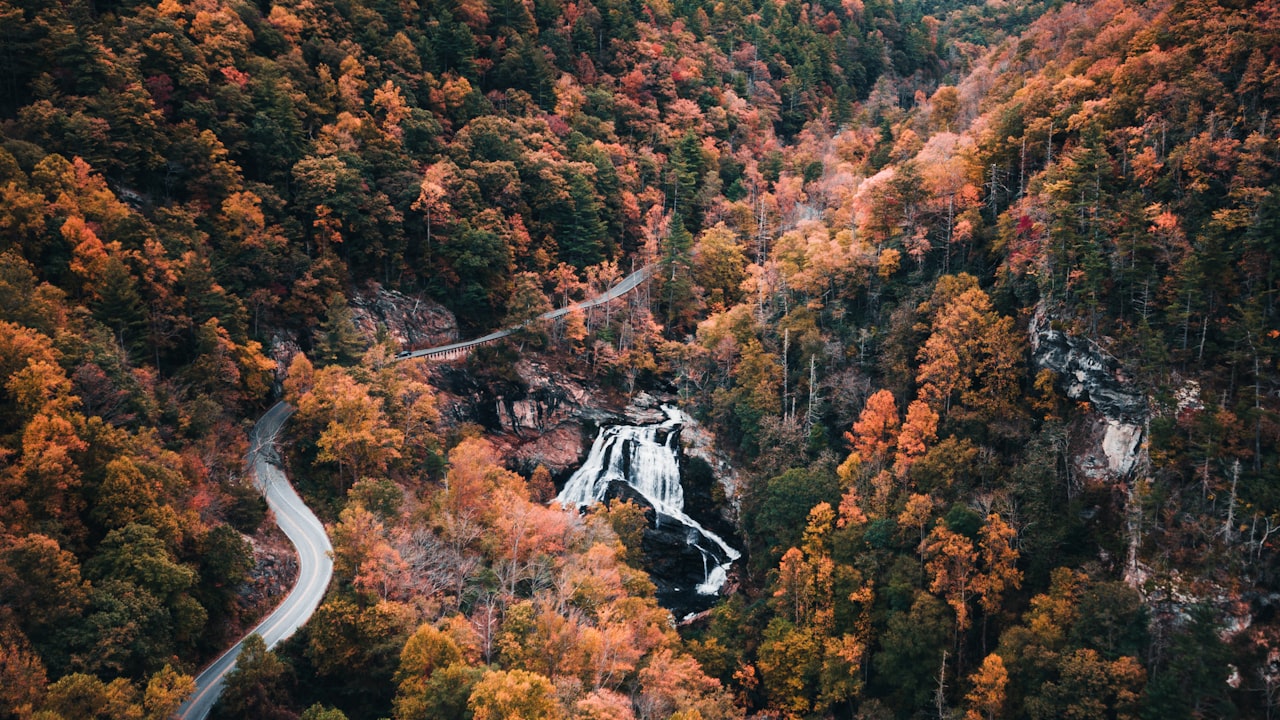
<box><xmin>401</xmin><ymin>264</ymin><xmax>652</xmax><ymax>359</ymax></box>
<box><xmin>174</xmin><ymin>401</ymin><xmax>333</xmax><ymax>720</ymax></box>
<box><xmin>176</xmin><ymin>264</ymin><xmax>650</xmax><ymax>717</ymax></box>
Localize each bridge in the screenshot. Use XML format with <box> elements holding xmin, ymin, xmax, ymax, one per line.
<box><xmin>174</xmin><ymin>264</ymin><xmax>652</xmax><ymax>719</ymax></box>
<box><xmin>397</xmin><ymin>264</ymin><xmax>653</xmax><ymax>362</ymax></box>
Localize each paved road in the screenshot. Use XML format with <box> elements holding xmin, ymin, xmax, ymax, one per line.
<box><xmin>400</xmin><ymin>265</ymin><xmax>652</xmax><ymax>360</ymax></box>
<box><xmin>175</xmin><ymin>401</ymin><xmax>333</xmax><ymax>720</ymax></box>
<box><xmin>176</xmin><ymin>264</ymin><xmax>651</xmax><ymax>716</ymax></box>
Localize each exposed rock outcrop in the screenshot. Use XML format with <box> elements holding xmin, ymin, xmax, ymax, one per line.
<box><xmin>1030</xmin><ymin>306</ymin><xmax>1157</xmax><ymax>596</ymax></box>
<box><xmin>264</xmin><ymin>287</ymin><xmax>456</xmax><ymax>389</ymax></box>
<box><xmin>350</xmin><ymin>283</ymin><xmax>458</xmax><ymax>351</ymax></box>
<box><xmin>430</xmin><ymin>358</ymin><xmax>627</xmax><ymax>477</ymax></box>
<box><xmin>622</xmin><ymin>392</ymin><xmax>669</xmax><ymax>425</ymax></box>
<box><xmin>1071</xmin><ymin>417</ymin><xmax>1146</xmax><ymax>481</ymax></box>
<box><xmin>266</xmin><ymin>331</ymin><xmax>302</xmax><ymax>389</ymax></box>
<box><xmin>1030</xmin><ymin>311</ymin><xmax>1147</xmax><ymax>423</ymax></box>
<box><xmin>1030</xmin><ymin>306</ymin><xmax>1147</xmax><ymax>480</ymax></box>
<box><xmin>240</xmin><ymin>526</ymin><xmax>298</xmax><ymax>623</ymax></box>
<box><xmin>601</xmin><ymin>475</ymin><xmax>735</xmax><ymax>618</ymax></box>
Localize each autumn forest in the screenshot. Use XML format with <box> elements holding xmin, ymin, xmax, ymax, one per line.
<box><xmin>1</xmin><ymin>0</ymin><xmax>1278</xmax><ymax>717</ymax></box>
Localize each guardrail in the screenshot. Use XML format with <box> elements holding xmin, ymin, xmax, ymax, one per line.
<box><xmin>397</xmin><ymin>265</ymin><xmax>652</xmax><ymax>363</ymax></box>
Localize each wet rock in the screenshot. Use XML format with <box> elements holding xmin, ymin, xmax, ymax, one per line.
<box><xmin>623</xmin><ymin>392</ymin><xmax>669</xmax><ymax>425</ymax></box>
<box><xmin>681</xmin><ymin>413</ymin><xmax>742</xmax><ymax>518</ymax></box>
<box><xmin>600</xmin><ymin>481</ymin><xmax>731</xmax><ymax>617</ymax></box>
<box><xmin>681</xmin><ymin>454</ymin><xmax>738</xmax><ymax>543</ymax></box>
<box><xmin>602</xmin><ymin>478</ymin><xmax>655</xmax><ymax>512</ymax></box>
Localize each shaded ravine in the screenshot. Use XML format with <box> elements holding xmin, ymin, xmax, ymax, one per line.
<box><xmin>177</xmin><ymin>265</ymin><xmax>655</xmax><ymax>718</ymax></box>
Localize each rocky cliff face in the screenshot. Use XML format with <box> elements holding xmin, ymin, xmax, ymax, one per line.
<box><xmin>431</xmin><ymin>358</ymin><xmax>625</xmax><ymax>477</ymax></box>
<box><xmin>350</xmin><ymin>283</ymin><xmax>458</xmax><ymax>351</ymax></box>
<box><xmin>431</xmin><ymin>361</ymin><xmax>743</xmax><ymax>616</ymax></box>
<box><xmin>1030</xmin><ymin>306</ymin><xmax>1156</xmax><ymax>595</ymax></box>
<box><xmin>264</xmin><ymin>286</ymin><xmax>457</xmax><ymax>390</ymax></box>
<box><xmin>1030</xmin><ymin>315</ymin><xmax>1259</xmax><ymax>636</ymax></box>
<box><xmin>1031</xmin><ymin>327</ymin><xmax>1147</xmax><ymax>423</ymax></box>
<box><xmin>1030</xmin><ymin>306</ymin><xmax>1148</xmax><ymax>480</ymax></box>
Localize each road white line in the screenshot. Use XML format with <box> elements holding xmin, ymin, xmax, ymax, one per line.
<box><xmin>174</xmin><ymin>403</ymin><xmax>333</xmax><ymax>720</ymax></box>
<box><xmin>178</xmin><ymin>264</ymin><xmax>651</xmax><ymax>717</ymax></box>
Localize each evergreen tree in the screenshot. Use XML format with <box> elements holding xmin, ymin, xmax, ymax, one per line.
<box><xmin>670</xmin><ymin>132</ymin><xmax>706</xmax><ymax>233</ymax></box>
<box><xmin>93</xmin><ymin>256</ymin><xmax>145</xmax><ymax>354</ymax></box>
<box><xmin>560</xmin><ymin>172</ymin><xmax>608</xmax><ymax>269</ymax></box>
<box><xmin>213</xmin><ymin>634</ymin><xmax>297</xmax><ymax>720</ymax></box>
<box><xmin>657</xmin><ymin>216</ymin><xmax>699</xmax><ymax>335</ymax></box>
<box><xmin>1143</xmin><ymin>607</ymin><xmax>1235</xmax><ymax>720</ymax></box>
<box><xmin>315</xmin><ymin>293</ymin><xmax>364</xmax><ymax>367</ymax></box>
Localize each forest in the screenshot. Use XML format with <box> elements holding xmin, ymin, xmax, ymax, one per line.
<box><xmin>0</xmin><ymin>0</ymin><xmax>1278</xmax><ymax>716</ymax></box>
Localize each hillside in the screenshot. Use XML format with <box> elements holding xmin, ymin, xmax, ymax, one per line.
<box><xmin>0</xmin><ymin>0</ymin><xmax>1278</xmax><ymax>717</ymax></box>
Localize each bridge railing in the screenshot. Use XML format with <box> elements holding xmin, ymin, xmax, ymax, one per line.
<box><xmin>398</xmin><ymin>264</ymin><xmax>653</xmax><ymax>363</ymax></box>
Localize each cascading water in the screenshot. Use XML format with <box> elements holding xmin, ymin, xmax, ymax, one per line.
<box><xmin>556</xmin><ymin>406</ymin><xmax>739</xmax><ymax>597</ymax></box>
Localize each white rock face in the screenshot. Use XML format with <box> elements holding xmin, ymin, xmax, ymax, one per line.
<box><xmin>1175</xmin><ymin>379</ymin><xmax>1202</xmax><ymax>414</ymax></box>
<box><xmin>1102</xmin><ymin>419</ymin><xmax>1143</xmax><ymax>476</ymax></box>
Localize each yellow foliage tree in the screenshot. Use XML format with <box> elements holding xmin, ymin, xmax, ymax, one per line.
<box><xmin>974</xmin><ymin>514</ymin><xmax>1022</xmax><ymax>618</ymax></box>
<box><xmin>923</xmin><ymin>521</ymin><xmax>978</xmax><ymax>635</ymax></box>
<box><xmin>964</xmin><ymin>653</ymin><xmax>1007</xmax><ymax>720</ymax></box>
<box><xmin>845</xmin><ymin>389</ymin><xmax>899</xmax><ymax>471</ymax></box>
<box><xmin>468</xmin><ymin>668</ymin><xmax>562</xmax><ymax>720</ymax></box>
<box><xmin>895</xmin><ymin>400</ymin><xmax>939</xmax><ymax>478</ymax></box>
<box><xmin>916</xmin><ymin>277</ymin><xmax>1023</xmax><ymax>422</ymax></box>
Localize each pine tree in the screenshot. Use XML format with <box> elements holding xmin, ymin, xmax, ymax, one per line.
<box><xmin>657</xmin><ymin>216</ymin><xmax>700</xmax><ymax>335</ymax></box>
<box><xmin>670</xmin><ymin>132</ymin><xmax>706</xmax><ymax>233</ymax></box>
<box><xmin>561</xmin><ymin>172</ymin><xmax>608</xmax><ymax>269</ymax></box>
<box><xmin>315</xmin><ymin>292</ymin><xmax>364</xmax><ymax>366</ymax></box>
<box><xmin>93</xmin><ymin>256</ymin><xmax>145</xmax><ymax>355</ymax></box>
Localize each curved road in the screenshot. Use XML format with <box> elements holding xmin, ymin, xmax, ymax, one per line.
<box><xmin>177</xmin><ymin>264</ymin><xmax>653</xmax><ymax>718</ymax></box>
<box><xmin>400</xmin><ymin>265</ymin><xmax>652</xmax><ymax>360</ymax></box>
<box><xmin>175</xmin><ymin>402</ymin><xmax>333</xmax><ymax>720</ymax></box>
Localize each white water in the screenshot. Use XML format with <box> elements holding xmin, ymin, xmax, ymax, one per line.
<box><xmin>555</xmin><ymin>406</ymin><xmax>739</xmax><ymax>595</ymax></box>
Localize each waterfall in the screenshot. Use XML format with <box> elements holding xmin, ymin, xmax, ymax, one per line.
<box><xmin>556</xmin><ymin>406</ymin><xmax>739</xmax><ymax>595</ymax></box>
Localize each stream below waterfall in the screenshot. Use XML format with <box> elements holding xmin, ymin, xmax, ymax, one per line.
<box><xmin>555</xmin><ymin>406</ymin><xmax>740</xmax><ymax>614</ymax></box>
